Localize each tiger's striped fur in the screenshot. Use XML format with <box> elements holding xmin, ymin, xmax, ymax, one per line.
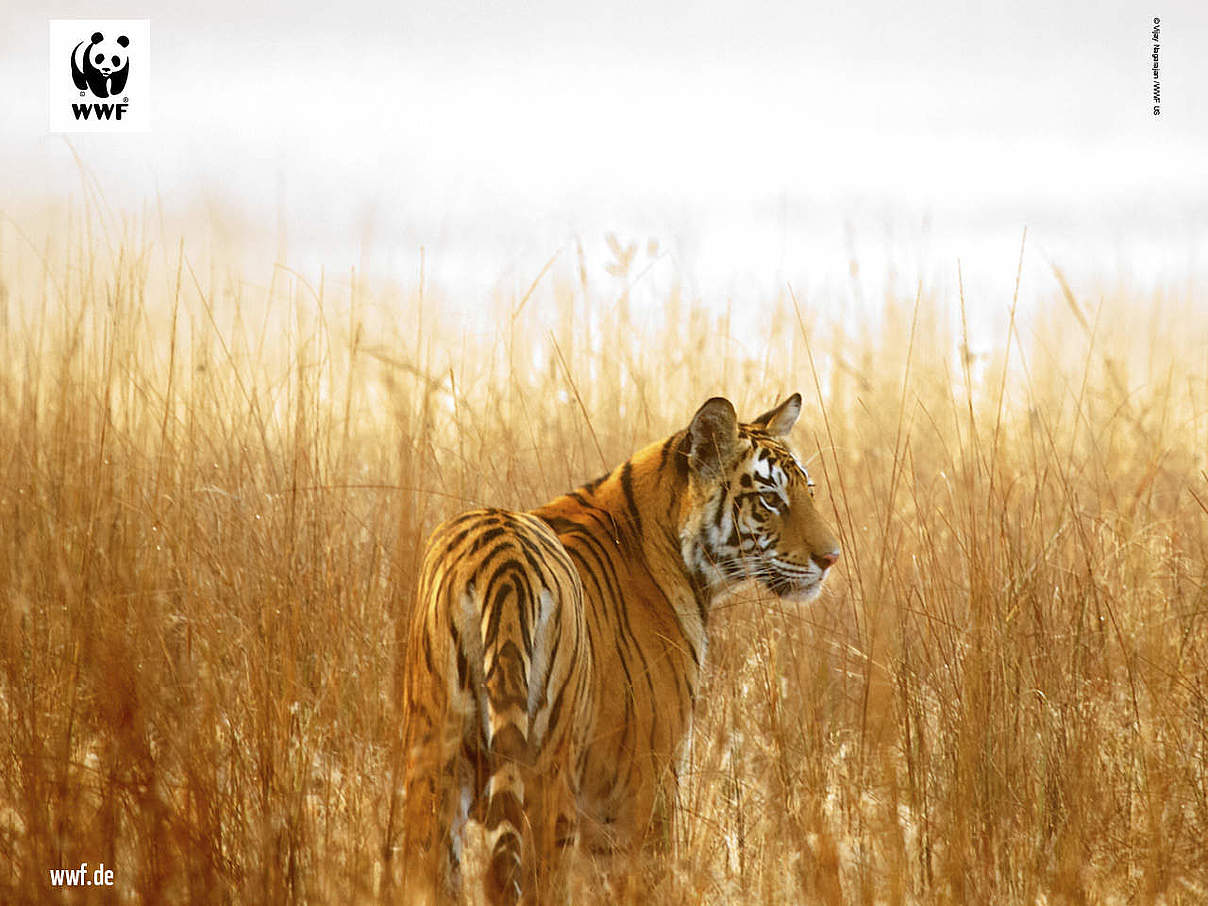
<box><xmin>400</xmin><ymin>394</ymin><xmax>840</xmax><ymax>904</ymax></box>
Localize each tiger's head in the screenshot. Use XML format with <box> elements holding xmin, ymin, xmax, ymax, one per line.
<box><xmin>678</xmin><ymin>394</ymin><xmax>840</xmax><ymax>603</ymax></box>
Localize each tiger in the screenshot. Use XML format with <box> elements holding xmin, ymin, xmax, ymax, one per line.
<box><xmin>398</xmin><ymin>393</ymin><xmax>841</xmax><ymax>904</ymax></box>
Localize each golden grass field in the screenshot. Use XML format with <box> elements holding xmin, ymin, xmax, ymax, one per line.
<box><xmin>1</xmin><ymin>211</ymin><xmax>1206</xmax><ymax>904</ymax></box>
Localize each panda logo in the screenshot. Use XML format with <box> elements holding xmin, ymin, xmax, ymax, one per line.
<box><xmin>70</xmin><ymin>32</ymin><xmax>130</xmax><ymax>99</ymax></box>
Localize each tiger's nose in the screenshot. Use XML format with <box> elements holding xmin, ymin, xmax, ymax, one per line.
<box><xmin>812</xmin><ymin>550</ymin><xmax>840</xmax><ymax>571</ymax></box>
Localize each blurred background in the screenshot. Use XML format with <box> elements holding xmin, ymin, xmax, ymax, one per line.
<box><xmin>2</xmin><ymin>0</ymin><xmax>1206</xmax><ymax>340</ymax></box>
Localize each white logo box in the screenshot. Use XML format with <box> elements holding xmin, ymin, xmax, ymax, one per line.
<box><xmin>49</xmin><ymin>19</ymin><xmax>151</xmax><ymax>133</ymax></box>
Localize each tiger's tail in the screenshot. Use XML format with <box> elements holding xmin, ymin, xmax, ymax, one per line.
<box><xmin>472</xmin><ymin>577</ymin><xmax>546</xmax><ymax>906</ymax></box>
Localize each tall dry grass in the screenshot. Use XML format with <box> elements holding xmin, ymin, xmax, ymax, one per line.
<box><xmin>1</xmin><ymin>210</ymin><xmax>1205</xmax><ymax>904</ymax></box>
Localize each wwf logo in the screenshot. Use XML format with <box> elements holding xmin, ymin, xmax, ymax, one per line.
<box><xmin>71</xmin><ymin>31</ymin><xmax>130</xmax><ymax>99</ymax></box>
<box><xmin>49</xmin><ymin>19</ymin><xmax>149</xmax><ymax>133</ymax></box>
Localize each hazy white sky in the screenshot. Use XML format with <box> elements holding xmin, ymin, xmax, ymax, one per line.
<box><xmin>2</xmin><ymin>0</ymin><xmax>1206</xmax><ymax>313</ymax></box>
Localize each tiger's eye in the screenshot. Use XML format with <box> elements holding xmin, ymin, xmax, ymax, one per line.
<box><xmin>758</xmin><ymin>492</ymin><xmax>781</xmax><ymax>512</ymax></box>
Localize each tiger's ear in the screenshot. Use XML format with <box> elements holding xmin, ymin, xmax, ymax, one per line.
<box><xmin>752</xmin><ymin>393</ymin><xmax>801</xmax><ymax>436</ymax></box>
<box><xmin>687</xmin><ymin>397</ymin><xmax>739</xmax><ymax>477</ymax></box>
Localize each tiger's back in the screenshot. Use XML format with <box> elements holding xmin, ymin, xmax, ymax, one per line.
<box><xmin>531</xmin><ymin>468</ymin><xmax>708</xmax><ymax>850</ymax></box>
